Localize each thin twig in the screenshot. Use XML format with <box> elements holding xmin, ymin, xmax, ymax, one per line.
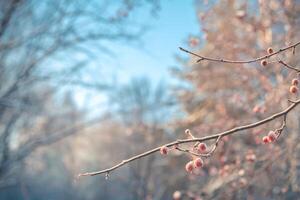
<box><xmin>276</xmin><ymin>114</ymin><xmax>287</xmax><ymax>139</ymax></box>
<box><xmin>78</xmin><ymin>98</ymin><xmax>300</xmax><ymax>177</ymax></box>
<box><xmin>278</xmin><ymin>60</ymin><xmax>300</xmax><ymax>73</ymax></box>
<box><xmin>179</xmin><ymin>41</ymin><xmax>300</xmax><ymax>64</ymax></box>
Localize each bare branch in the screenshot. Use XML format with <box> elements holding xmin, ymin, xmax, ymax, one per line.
<box><xmin>78</xmin><ymin>98</ymin><xmax>300</xmax><ymax>177</ymax></box>
<box><xmin>179</xmin><ymin>41</ymin><xmax>300</xmax><ymax>64</ymax></box>
<box><xmin>278</xmin><ymin>60</ymin><xmax>300</xmax><ymax>73</ymax></box>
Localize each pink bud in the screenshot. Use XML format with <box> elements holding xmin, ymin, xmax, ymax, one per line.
<box><xmin>193</xmin><ymin>158</ymin><xmax>204</xmax><ymax>168</ymax></box>
<box><xmin>197</xmin><ymin>143</ymin><xmax>207</xmax><ymax>153</ymax></box>
<box><xmin>185</xmin><ymin>161</ymin><xmax>194</xmax><ymax>173</ymax></box>
<box><xmin>262</xmin><ymin>136</ymin><xmax>270</xmax><ymax>144</ymax></box>
<box><xmin>268</xmin><ymin>131</ymin><xmax>277</xmax><ymax>142</ymax></box>
<box><xmin>160</xmin><ymin>146</ymin><xmax>168</xmax><ymax>155</ymax></box>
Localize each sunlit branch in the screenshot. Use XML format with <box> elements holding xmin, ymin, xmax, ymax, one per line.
<box><xmin>278</xmin><ymin>60</ymin><xmax>300</xmax><ymax>73</ymax></box>
<box><xmin>78</xmin><ymin>98</ymin><xmax>300</xmax><ymax>177</ymax></box>
<box><xmin>179</xmin><ymin>41</ymin><xmax>300</xmax><ymax>64</ymax></box>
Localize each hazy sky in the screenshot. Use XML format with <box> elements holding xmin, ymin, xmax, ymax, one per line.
<box><xmin>112</xmin><ymin>0</ymin><xmax>200</xmax><ymax>83</ymax></box>
<box><xmin>74</xmin><ymin>0</ymin><xmax>200</xmax><ymax>110</ymax></box>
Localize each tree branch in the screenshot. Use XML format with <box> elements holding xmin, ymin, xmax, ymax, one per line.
<box><xmin>179</xmin><ymin>41</ymin><xmax>300</xmax><ymax>64</ymax></box>
<box><xmin>278</xmin><ymin>60</ymin><xmax>300</xmax><ymax>73</ymax></box>
<box><xmin>78</xmin><ymin>98</ymin><xmax>300</xmax><ymax>177</ymax></box>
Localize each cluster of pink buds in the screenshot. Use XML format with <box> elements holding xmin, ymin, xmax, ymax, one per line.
<box><xmin>185</xmin><ymin>142</ymin><xmax>207</xmax><ymax>173</ymax></box>
<box><xmin>289</xmin><ymin>78</ymin><xmax>299</xmax><ymax>94</ymax></box>
<box><xmin>185</xmin><ymin>157</ymin><xmax>204</xmax><ymax>173</ymax></box>
<box><xmin>260</xmin><ymin>47</ymin><xmax>273</xmax><ymax>67</ymax></box>
<box><xmin>262</xmin><ymin>131</ymin><xmax>277</xmax><ymax>144</ymax></box>
<box><xmin>160</xmin><ymin>140</ymin><xmax>207</xmax><ymax>173</ymax></box>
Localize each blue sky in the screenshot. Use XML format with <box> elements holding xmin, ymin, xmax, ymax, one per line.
<box><xmin>110</xmin><ymin>0</ymin><xmax>200</xmax><ymax>84</ymax></box>
<box><xmin>74</xmin><ymin>0</ymin><xmax>200</xmax><ymax>110</ymax></box>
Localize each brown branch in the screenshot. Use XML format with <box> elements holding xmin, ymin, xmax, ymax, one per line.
<box><xmin>276</xmin><ymin>114</ymin><xmax>287</xmax><ymax>139</ymax></box>
<box><xmin>78</xmin><ymin>98</ymin><xmax>300</xmax><ymax>177</ymax></box>
<box><xmin>278</xmin><ymin>60</ymin><xmax>300</xmax><ymax>73</ymax></box>
<box><xmin>179</xmin><ymin>41</ymin><xmax>300</xmax><ymax>64</ymax></box>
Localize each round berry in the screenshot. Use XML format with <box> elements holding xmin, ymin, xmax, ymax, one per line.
<box><xmin>172</xmin><ymin>191</ymin><xmax>181</xmax><ymax>200</ymax></box>
<box><xmin>197</xmin><ymin>143</ymin><xmax>207</xmax><ymax>153</ymax></box>
<box><xmin>292</xmin><ymin>78</ymin><xmax>299</xmax><ymax>86</ymax></box>
<box><xmin>185</xmin><ymin>161</ymin><xmax>194</xmax><ymax>173</ymax></box>
<box><xmin>289</xmin><ymin>85</ymin><xmax>298</xmax><ymax>94</ymax></box>
<box><xmin>267</xmin><ymin>47</ymin><xmax>273</xmax><ymax>54</ymax></box>
<box><xmin>262</xmin><ymin>136</ymin><xmax>270</xmax><ymax>144</ymax></box>
<box><xmin>193</xmin><ymin>158</ymin><xmax>204</xmax><ymax>168</ymax></box>
<box><xmin>268</xmin><ymin>131</ymin><xmax>277</xmax><ymax>142</ymax></box>
<box><xmin>160</xmin><ymin>146</ymin><xmax>168</xmax><ymax>155</ymax></box>
<box><xmin>261</xmin><ymin>60</ymin><xmax>268</xmax><ymax>67</ymax></box>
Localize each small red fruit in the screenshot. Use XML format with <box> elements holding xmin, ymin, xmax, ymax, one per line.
<box><xmin>292</xmin><ymin>79</ymin><xmax>299</xmax><ymax>86</ymax></box>
<box><xmin>193</xmin><ymin>158</ymin><xmax>204</xmax><ymax>168</ymax></box>
<box><xmin>160</xmin><ymin>146</ymin><xmax>168</xmax><ymax>155</ymax></box>
<box><xmin>185</xmin><ymin>161</ymin><xmax>194</xmax><ymax>173</ymax></box>
<box><xmin>289</xmin><ymin>85</ymin><xmax>298</xmax><ymax>94</ymax></box>
<box><xmin>262</xmin><ymin>136</ymin><xmax>270</xmax><ymax>144</ymax></box>
<box><xmin>197</xmin><ymin>143</ymin><xmax>207</xmax><ymax>153</ymax></box>
<box><xmin>268</xmin><ymin>131</ymin><xmax>277</xmax><ymax>142</ymax></box>
<box><xmin>261</xmin><ymin>60</ymin><xmax>268</xmax><ymax>67</ymax></box>
<box><xmin>267</xmin><ymin>47</ymin><xmax>273</xmax><ymax>54</ymax></box>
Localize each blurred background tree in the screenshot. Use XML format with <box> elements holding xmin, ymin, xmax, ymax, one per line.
<box><xmin>0</xmin><ymin>0</ymin><xmax>161</xmax><ymax>199</ymax></box>
<box><xmin>172</xmin><ymin>0</ymin><xmax>300</xmax><ymax>199</ymax></box>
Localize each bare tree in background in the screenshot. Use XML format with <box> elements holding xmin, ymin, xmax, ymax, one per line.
<box><xmin>107</xmin><ymin>78</ymin><xmax>176</xmax><ymax>199</ymax></box>
<box><xmin>0</xmin><ymin>0</ymin><xmax>159</xmax><ymax>188</ymax></box>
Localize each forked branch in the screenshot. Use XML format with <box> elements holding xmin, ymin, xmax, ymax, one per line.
<box><xmin>78</xmin><ymin>98</ymin><xmax>300</xmax><ymax>177</ymax></box>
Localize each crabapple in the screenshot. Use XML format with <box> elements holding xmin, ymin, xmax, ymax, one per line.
<box><xmin>261</xmin><ymin>60</ymin><xmax>267</xmax><ymax>67</ymax></box>
<box><xmin>185</xmin><ymin>161</ymin><xmax>194</xmax><ymax>173</ymax></box>
<box><xmin>160</xmin><ymin>146</ymin><xmax>168</xmax><ymax>155</ymax></box>
<box><xmin>193</xmin><ymin>158</ymin><xmax>204</xmax><ymax>168</ymax></box>
<box><xmin>262</xmin><ymin>136</ymin><xmax>270</xmax><ymax>144</ymax></box>
<box><xmin>268</xmin><ymin>131</ymin><xmax>277</xmax><ymax>142</ymax></box>
<box><xmin>197</xmin><ymin>142</ymin><xmax>207</xmax><ymax>153</ymax></box>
